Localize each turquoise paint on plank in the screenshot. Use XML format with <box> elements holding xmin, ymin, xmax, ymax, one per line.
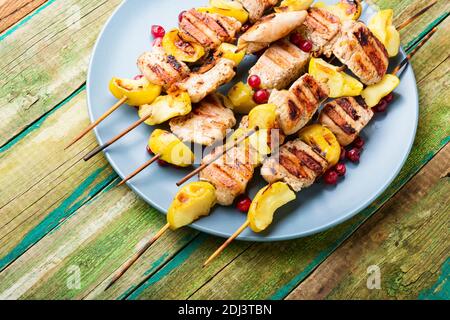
<box><xmin>0</xmin><ymin>0</ymin><xmax>58</xmax><ymax>42</ymax></box>
<box><xmin>0</xmin><ymin>166</ymin><xmax>115</xmax><ymax>271</ymax></box>
<box><xmin>126</xmin><ymin>234</ymin><xmax>206</xmax><ymax>300</ymax></box>
<box><xmin>405</xmin><ymin>12</ymin><xmax>449</xmax><ymax>53</ymax></box>
<box><xmin>418</xmin><ymin>258</ymin><xmax>449</xmax><ymax>300</ymax></box>
<box><xmin>116</xmin><ymin>253</ymin><xmax>170</xmax><ymax>300</ymax></box>
<box><xmin>0</xmin><ymin>85</ymin><xmax>86</xmax><ymax>153</ymax></box>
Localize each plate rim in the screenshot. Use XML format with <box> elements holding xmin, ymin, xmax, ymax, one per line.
<box><xmin>86</xmin><ymin>0</ymin><xmax>419</xmax><ymax>242</ymax></box>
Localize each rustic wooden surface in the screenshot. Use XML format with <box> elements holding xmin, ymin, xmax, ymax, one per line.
<box><xmin>0</xmin><ymin>0</ymin><xmax>448</xmax><ymax>300</ymax></box>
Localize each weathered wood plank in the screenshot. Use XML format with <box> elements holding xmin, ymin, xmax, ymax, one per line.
<box><xmin>0</xmin><ymin>0</ymin><xmax>121</xmax><ymax>147</ymax></box>
<box><xmin>286</xmin><ymin>144</ymin><xmax>449</xmax><ymax>300</ymax></box>
<box><xmin>0</xmin><ymin>0</ymin><xmax>48</xmax><ymax>33</ymax></box>
<box><xmin>0</xmin><ymin>89</ymin><xmax>117</xmax><ymax>271</ymax></box>
<box><xmin>0</xmin><ymin>0</ymin><xmax>447</xmax><ymax>300</ymax></box>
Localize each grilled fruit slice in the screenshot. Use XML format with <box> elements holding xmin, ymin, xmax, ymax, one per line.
<box><xmin>137</xmin><ymin>51</ymin><xmax>190</xmax><ymax>89</ymax></box>
<box><xmin>227</xmin><ymin>82</ymin><xmax>257</xmax><ymax>114</ymax></box>
<box><xmin>139</xmin><ymin>92</ymin><xmax>192</xmax><ymax>125</ymax></box>
<box><xmin>299</xmin><ymin>124</ymin><xmax>341</xmax><ymax>167</ymax></box>
<box><xmin>238</xmin><ymin>11</ymin><xmax>308</xmax><ymax>53</ymax></box>
<box><xmin>361</xmin><ymin>74</ymin><xmax>400</xmax><ymax>108</ymax></box>
<box><xmin>324</xmin><ymin>0</ymin><xmax>362</xmax><ymax>21</ymax></box>
<box><xmin>197</xmin><ymin>0</ymin><xmax>249</xmax><ymax>24</ymax></box>
<box><xmin>309</xmin><ymin>58</ymin><xmax>363</xmax><ymax>98</ymax></box>
<box><xmin>368</xmin><ymin>9</ymin><xmax>400</xmax><ymax>57</ymax></box>
<box><xmin>179</xmin><ymin>9</ymin><xmax>241</xmax><ymax>50</ymax></box>
<box><xmin>148</xmin><ymin>129</ymin><xmax>194</xmax><ymax>167</ymax></box>
<box><xmin>261</xmin><ymin>139</ymin><xmax>329</xmax><ymax>192</ymax></box>
<box><xmin>333</xmin><ymin>21</ymin><xmax>389</xmax><ymax>85</ymax></box>
<box><xmin>162</xmin><ymin>29</ymin><xmax>205</xmax><ymax>63</ymax></box>
<box><xmin>167</xmin><ymin>182</ymin><xmax>216</xmax><ymax>230</ymax></box>
<box><xmin>275</xmin><ymin>0</ymin><xmax>314</xmax><ymax>12</ymax></box>
<box><xmin>249</xmin><ymin>39</ymin><xmax>310</xmax><ymax>90</ymax></box>
<box><xmin>319</xmin><ymin>96</ymin><xmax>374</xmax><ymax>146</ymax></box>
<box><xmin>216</xmin><ymin>43</ymin><xmax>246</xmax><ymax>65</ymax></box>
<box><xmin>169</xmin><ymin>94</ymin><xmax>236</xmax><ymax>146</ymax></box>
<box><xmin>109</xmin><ymin>77</ymin><xmax>161</xmax><ymax>106</ymax></box>
<box><xmin>248</xmin><ymin>182</ymin><xmax>296</xmax><ymax>233</ymax></box>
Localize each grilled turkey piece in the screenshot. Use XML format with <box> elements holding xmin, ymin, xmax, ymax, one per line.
<box><xmin>137</xmin><ymin>50</ymin><xmax>190</xmax><ymax>89</ymax></box>
<box><xmin>319</xmin><ymin>96</ymin><xmax>374</xmax><ymax>146</ymax></box>
<box><xmin>261</xmin><ymin>139</ymin><xmax>329</xmax><ymax>192</ymax></box>
<box><xmin>179</xmin><ymin>9</ymin><xmax>241</xmax><ymax>50</ymax></box>
<box><xmin>270</xmin><ymin>74</ymin><xmax>329</xmax><ymax>135</ymax></box>
<box><xmin>170</xmin><ymin>94</ymin><xmax>236</xmax><ymax>146</ymax></box>
<box><xmin>236</xmin><ymin>0</ymin><xmax>279</xmax><ymax>23</ymax></box>
<box><xmin>249</xmin><ymin>38</ymin><xmax>311</xmax><ymax>90</ymax></box>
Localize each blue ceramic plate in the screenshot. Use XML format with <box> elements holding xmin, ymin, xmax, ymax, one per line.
<box><xmin>87</xmin><ymin>0</ymin><xmax>418</xmax><ymax>241</ymax></box>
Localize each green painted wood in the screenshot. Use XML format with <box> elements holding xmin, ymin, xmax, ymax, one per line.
<box><xmin>286</xmin><ymin>144</ymin><xmax>449</xmax><ymax>300</ymax></box>
<box><xmin>0</xmin><ymin>89</ymin><xmax>116</xmax><ymax>271</ymax></box>
<box><xmin>0</xmin><ymin>0</ymin><xmax>121</xmax><ymax>147</ymax></box>
<box><xmin>0</xmin><ymin>0</ymin><xmax>448</xmax><ymax>300</ymax></box>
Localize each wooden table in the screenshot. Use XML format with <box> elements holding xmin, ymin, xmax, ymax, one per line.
<box><xmin>0</xmin><ymin>0</ymin><xmax>448</xmax><ymax>300</ymax></box>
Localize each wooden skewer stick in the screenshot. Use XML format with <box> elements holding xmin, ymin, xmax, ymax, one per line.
<box><xmin>118</xmin><ymin>154</ymin><xmax>162</xmax><ymax>187</ymax></box>
<box><xmin>396</xmin><ymin>0</ymin><xmax>437</xmax><ymax>31</ymax></box>
<box><xmin>105</xmin><ymin>223</ymin><xmax>170</xmax><ymax>291</ymax></box>
<box><xmin>202</xmin><ymin>26</ymin><xmax>438</xmax><ymax>268</ymax></box>
<box><xmin>83</xmin><ymin>112</ymin><xmax>154</xmax><ymax>161</ymax></box>
<box><xmin>66</xmin><ymin>97</ymin><xmax>128</xmax><ymax>150</ymax></box>
<box><xmin>176</xmin><ymin>127</ymin><xmax>258</xmax><ymax>187</ymax></box>
<box><xmin>203</xmin><ymin>221</ymin><xmax>250</xmax><ymax>268</ymax></box>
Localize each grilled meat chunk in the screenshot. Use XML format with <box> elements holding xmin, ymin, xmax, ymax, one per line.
<box><xmin>179</xmin><ymin>9</ymin><xmax>241</xmax><ymax>50</ymax></box>
<box><xmin>137</xmin><ymin>51</ymin><xmax>190</xmax><ymax>88</ymax></box>
<box><xmin>176</xmin><ymin>58</ymin><xmax>236</xmax><ymax>103</ymax></box>
<box><xmin>269</xmin><ymin>74</ymin><xmax>329</xmax><ymax>135</ymax></box>
<box><xmin>261</xmin><ymin>139</ymin><xmax>328</xmax><ymax>192</ymax></box>
<box><xmin>319</xmin><ymin>96</ymin><xmax>374</xmax><ymax>146</ymax></box>
<box><xmin>200</xmin><ymin>142</ymin><xmax>258</xmax><ymax>206</ymax></box>
<box><xmin>239</xmin><ymin>11</ymin><xmax>308</xmax><ymax>53</ymax></box>
<box><xmin>298</xmin><ymin>7</ymin><xmax>342</xmax><ymax>57</ymax></box>
<box><xmin>333</xmin><ymin>21</ymin><xmax>389</xmax><ymax>85</ymax></box>
<box><xmin>249</xmin><ymin>39</ymin><xmax>310</xmax><ymax>89</ymax></box>
<box><xmin>237</xmin><ymin>0</ymin><xmax>279</xmax><ymax>23</ymax></box>
<box><xmin>170</xmin><ymin>94</ymin><xmax>236</xmax><ymax>146</ymax></box>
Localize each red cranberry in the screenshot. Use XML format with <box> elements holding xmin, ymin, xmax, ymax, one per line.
<box><xmin>289</xmin><ymin>32</ymin><xmax>303</xmax><ymax>47</ymax></box>
<box><xmin>347</xmin><ymin>148</ymin><xmax>361</xmax><ymax>163</ymax></box>
<box><xmin>241</xmin><ymin>23</ymin><xmax>252</xmax><ymax>33</ymax></box>
<box><xmin>151</xmin><ymin>25</ymin><xmax>165</xmax><ymax>38</ymax></box>
<box><xmin>157</xmin><ymin>159</ymin><xmax>170</xmax><ymax>167</ymax></box>
<box><xmin>253</xmin><ymin>89</ymin><xmax>270</xmax><ymax>104</ymax></box>
<box><xmin>248</xmin><ymin>75</ymin><xmax>261</xmax><ymax>89</ymax></box>
<box><xmin>236</xmin><ymin>196</ymin><xmax>252</xmax><ymax>213</ymax></box>
<box><xmin>152</xmin><ymin>37</ymin><xmax>163</xmax><ymax>47</ymax></box>
<box><xmin>335</xmin><ymin>163</ymin><xmax>347</xmax><ymax>177</ymax></box>
<box><xmin>324</xmin><ymin>170</ymin><xmax>339</xmax><ymax>185</ymax></box>
<box><xmin>146</xmin><ymin>145</ymin><xmax>153</xmax><ymax>155</ymax></box>
<box><xmin>353</xmin><ymin>136</ymin><xmax>365</xmax><ymax>149</ymax></box>
<box><xmin>373</xmin><ymin>100</ymin><xmax>388</xmax><ymax>113</ymax></box>
<box><xmin>134</xmin><ymin>75</ymin><xmax>144</xmax><ymax>80</ymax></box>
<box><xmin>384</xmin><ymin>93</ymin><xmax>394</xmax><ymax>104</ymax></box>
<box><xmin>178</xmin><ymin>11</ymin><xmax>187</xmax><ymax>22</ymax></box>
<box><xmin>340</xmin><ymin>147</ymin><xmax>347</xmax><ymax>162</ymax></box>
<box><xmin>298</xmin><ymin>39</ymin><xmax>313</xmax><ymax>53</ymax></box>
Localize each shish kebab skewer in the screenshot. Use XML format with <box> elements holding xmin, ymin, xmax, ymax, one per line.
<box><xmin>204</xmin><ymin>27</ymin><xmax>438</xmax><ymax>267</ymax></box>
<box><xmin>66</xmin><ymin>1</ymin><xmax>297</xmax><ymax>149</ymax></box>
<box><xmin>103</xmin><ymin>3</ymin><xmax>434</xmax><ymax>288</ymax></box>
